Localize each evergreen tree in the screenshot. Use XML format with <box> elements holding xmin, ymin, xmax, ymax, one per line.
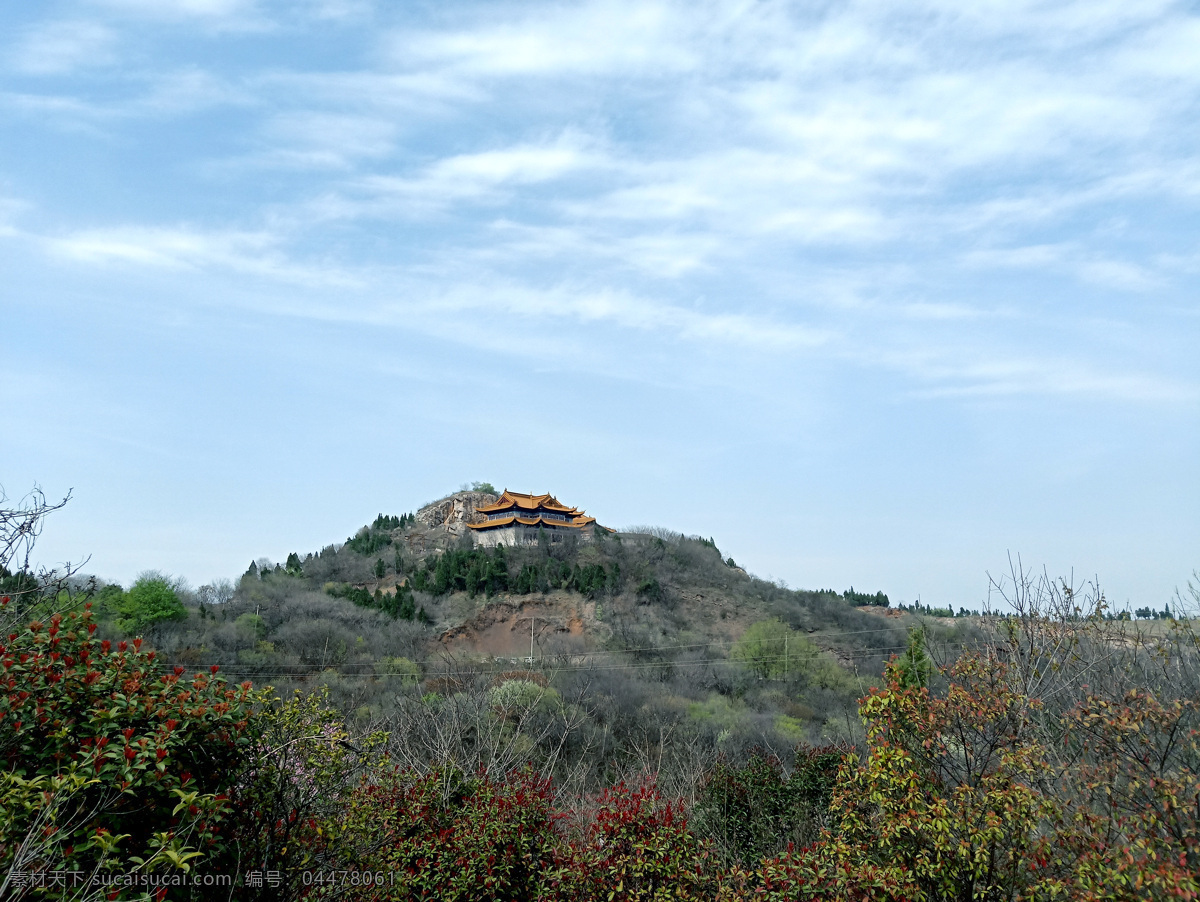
<box><xmin>895</xmin><ymin>627</ymin><xmax>933</xmax><ymax>690</ymax></box>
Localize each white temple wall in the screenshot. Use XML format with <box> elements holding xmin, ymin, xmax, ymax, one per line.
<box><xmin>471</xmin><ymin>525</ymin><xmax>592</xmax><ymax>547</ymax></box>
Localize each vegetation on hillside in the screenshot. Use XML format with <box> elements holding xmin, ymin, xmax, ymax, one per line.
<box><xmin>4</xmin><ymin>486</ymin><xmax>1197</xmax><ymax>900</ymax></box>
<box><xmin>85</xmin><ymin>502</ymin><xmax>929</xmax><ymax>774</ymax></box>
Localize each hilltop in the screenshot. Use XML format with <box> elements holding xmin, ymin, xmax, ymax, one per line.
<box><xmin>271</xmin><ymin>490</ymin><xmax>937</xmax><ymax>667</ymax></box>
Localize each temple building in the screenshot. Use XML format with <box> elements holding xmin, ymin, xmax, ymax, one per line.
<box><xmin>468</xmin><ymin>490</ymin><xmax>609</xmax><ymax>546</ymax></box>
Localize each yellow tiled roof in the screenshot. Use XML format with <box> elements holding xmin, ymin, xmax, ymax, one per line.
<box><xmin>468</xmin><ymin>513</ymin><xmax>596</xmax><ymax>531</ymax></box>
<box><xmin>476</xmin><ymin>489</ymin><xmax>581</xmax><ymax>515</ymax></box>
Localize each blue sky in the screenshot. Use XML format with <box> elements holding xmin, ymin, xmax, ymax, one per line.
<box><xmin>3</xmin><ymin>0</ymin><xmax>1197</xmax><ymax>611</ymax></box>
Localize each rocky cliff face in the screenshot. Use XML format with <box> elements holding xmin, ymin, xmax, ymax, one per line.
<box><xmin>415</xmin><ymin>491</ymin><xmax>498</xmax><ymax>537</ymax></box>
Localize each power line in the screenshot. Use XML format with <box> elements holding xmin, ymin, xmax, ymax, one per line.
<box><xmin>151</xmin><ymin>643</ymin><xmax>943</xmax><ymax>681</ymax></box>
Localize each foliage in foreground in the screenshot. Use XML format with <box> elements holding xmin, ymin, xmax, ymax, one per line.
<box><xmin>1</xmin><ymin>603</ymin><xmax>260</xmax><ymax>898</ymax></box>
<box><xmin>4</xmin><ymin>583</ymin><xmax>1200</xmax><ymax>901</ymax></box>
<box><xmin>303</xmin><ymin>633</ymin><xmax>1197</xmax><ymax>902</ymax></box>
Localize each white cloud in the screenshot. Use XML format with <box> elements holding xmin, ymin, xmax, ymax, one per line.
<box><xmin>92</xmin><ymin>0</ymin><xmax>259</xmax><ymax>21</ymax></box>
<box><xmin>1113</xmin><ymin>17</ymin><xmax>1200</xmax><ymax>83</ymax></box>
<box><xmin>257</xmin><ymin>112</ymin><xmax>398</xmax><ymax>169</ymax></box>
<box><xmin>397</xmin><ymin>281</ymin><xmax>834</xmax><ymax>351</ymax></box>
<box><xmin>255</xmin><ymin>70</ymin><xmax>484</xmax><ymax>111</ymax></box>
<box><xmin>914</xmin><ymin>359</ymin><xmax>1198</xmax><ymax>403</ymax></box>
<box><xmin>49</xmin><ymin>225</ymin><xmax>268</xmax><ymax>268</ymax></box>
<box><xmin>0</xmin><ymin>196</ymin><xmax>31</xmax><ymax>238</ymax></box>
<box><xmin>329</xmin><ymin>132</ymin><xmax>605</xmax><ymax>212</ymax></box>
<box><xmin>873</xmin><ymin>339</ymin><xmax>1199</xmax><ymax>403</ymax></box>
<box><xmin>10</xmin><ymin>21</ymin><xmax>117</xmax><ymax>75</ymax></box>
<box><xmin>964</xmin><ymin>244</ymin><xmax>1072</xmax><ymax>269</ymax></box>
<box><xmin>913</xmin><ymin>0</ymin><xmax>1182</xmax><ymax>46</ymax></box>
<box><xmin>135</xmin><ymin>68</ymin><xmax>250</xmax><ymax>113</ymax></box>
<box><xmin>1076</xmin><ymin>259</ymin><xmax>1162</xmax><ymax>293</ymax></box>
<box><xmin>300</xmin><ymin>0</ymin><xmax>374</xmax><ymax>21</ymax></box>
<box><xmin>964</xmin><ymin>243</ymin><xmax>1164</xmax><ymax>292</ymax></box>
<box><xmin>0</xmin><ymin>90</ymin><xmax>109</xmax><ymax>125</ymax></box>
<box><xmin>0</xmin><ymin>66</ymin><xmax>248</xmax><ymax>126</ymax></box>
<box><xmin>473</xmin><ymin>221</ymin><xmax>717</xmax><ymax>279</ymax></box>
<box><xmin>430</xmin><ymin>141</ymin><xmax>593</xmax><ymax>185</ymax></box>
<box><xmin>45</xmin><ymin>225</ymin><xmax>360</xmax><ymax>286</ymax></box>
<box><xmin>564</xmin><ymin>149</ymin><xmax>891</xmax><ymax>249</ymax></box>
<box><xmin>387</xmin><ymin>2</ymin><xmax>695</xmax><ymax>78</ymax></box>
<box><xmin>899</xmin><ymin>302</ymin><xmax>990</xmax><ymax>321</ymax></box>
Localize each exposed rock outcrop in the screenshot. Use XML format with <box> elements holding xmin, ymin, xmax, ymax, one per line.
<box><xmin>414</xmin><ymin>491</ymin><xmax>498</xmax><ymax>537</ymax></box>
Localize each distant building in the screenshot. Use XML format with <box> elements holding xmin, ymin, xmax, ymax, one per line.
<box><xmin>468</xmin><ymin>490</ymin><xmax>608</xmax><ymax>546</ymax></box>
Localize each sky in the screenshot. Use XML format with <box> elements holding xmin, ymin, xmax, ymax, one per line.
<box><xmin>2</xmin><ymin>0</ymin><xmax>1197</xmax><ymax>613</ymax></box>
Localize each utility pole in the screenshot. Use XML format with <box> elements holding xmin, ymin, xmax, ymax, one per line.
<box><xmin>518</xmin><ymin>615</ymin><xmax>536</xmax><ymax>665</ymax></box>
<box><xmin>784</xmin><ymin>633</ymin><xmax>788</xmax><ymax>678</ymax></box>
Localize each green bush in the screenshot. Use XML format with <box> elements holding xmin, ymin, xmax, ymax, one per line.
<box><xmin>234</xmin><ymin>611</ymin><xmax>267</xmax><ymax>640</ymax></box>
<box><xmin>1</xmin><ymin>606</ymin><xmax>263</xmax><ymax>895</ymax></box>
<box><xmin>731</xmin><ymin>619</ymin><xmax>851</xmax><ymax>687</ymax></box>
<box><xmin>376</xmin><ymin>655</ymin><xmax>421</xmax><ymax>684</ymax></box>
<box><xmin>114</xmin><ymin>575</ymin><xmax>187</xmax><ymax>633</ymax></box>
<box><xmin>487</xmin><ymin>678</ymin><xmax>560</xmax><ymax>712</ymax></box>
<box><xmin>316</xmin><ymin>765</ymin><xmax>558</xmax><ymax>901</ymax></box>
<box><xmin>693</xmin><ymin>748</ymin><xmax>843</xmax><ymax>866</ymax></box>
<box><xmin>635</xmin><ymin>576</ymin><xmax>662</xmax><ymax>602</ymax></box>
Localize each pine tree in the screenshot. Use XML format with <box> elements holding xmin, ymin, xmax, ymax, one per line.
<box><xmin>895</xmin><ymin>627</ymin><xmax>933</xmax><ymax>690</ymax></box>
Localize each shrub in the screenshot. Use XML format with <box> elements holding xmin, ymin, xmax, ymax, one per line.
<box><xmin>114</xmin><ymin>576</ymin><xmax>187</xmax><ymax>633</ymax></box>
<box><xmin>487</xmin><ymin>679</ymin><xmax>560</xmax><ymax>714</ymax></box>
<box><xmin>635</xmin><ymin>577</ymin><xmax>663</xmax><ymax>603</ymax></box>
<box><xmin>317</xmin><ymin>765</ymin><xmax>558</xmax><ymax>901</ymax></box>
<box><xmin>694</xmin><ymin>747</ymin><xmax>843</xmax><ymax>867</ymax></box>
<box><xmin>819</xmin><ymin>653</ymin><xmax>1052</xmax><ymax>900</ymax></box>
<box><xmin>737</xmin><ymin>644</ymin><xmax>1200</xmax><ymax>902</ymax></box>
<box><xmin>730</xmin><ymin>620</ymin><xmax>847</xmax><ymax>686</ymax></box>
<box><xmin>0</xmin><ymin>605</ymin><xmax>262</xmax><ymax>894</ymax></box>
<box><xmin>1045</xmin><ymin>688</ymin><xmax>1200</xmax><ymax>899</ymax></box>
<box><xmin>375</xmin><ymin>655</ymin><xmax>420</xmax><ymax>685</ymax></box>
<box><xmin>234</xmin><ymin>611</ymin><xmax>267</xmax><ymax>641</ymax></box>
<box><xmin>543</xmin><ymin>780</ymin><xmax>720</xmax><ymax>901</ymax></box>
<box><xmin>229</xmin><ymin>687</ymin><xmax>385</xmax><ymax>898</ymax></box>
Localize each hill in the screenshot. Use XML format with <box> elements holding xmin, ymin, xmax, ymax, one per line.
<box><xmin>104</xmin><ymin>489</ymin><xmax>981</xmax><ymax>796</ymax></box>
<box><xmin>7</xmin><ymin>486</ymin><xmax>1198</xmax><ymax>897</ymax></box>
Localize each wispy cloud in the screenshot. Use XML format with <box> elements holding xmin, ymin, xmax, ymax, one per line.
<box><xmin>0</xmin><ymin>66</ymin><xmax>249</xmax><ymax>127</ymax></box>
<box><xmin>255</xmin><ymin>112</ymin><xmax>399</xmax><ymax>169</ymax></box>
<box><xmin>40</xmin><ymin>220</ymin><xmax>830</xmax><ymax>351</ymax></box>
<box><xmin>91</xmin><ymin>0</ymin><xmax>266</xmax><ymax>28</ymax></box>
<box><xmin>44</xmin><ymin>225</ymin><xmax>361</xmax><ymax>286</ymax></box>
<box><xmin>306</xmin><ymin>132</ymin><xmax>607</xmax><ymax>213</ymax></box>
<box><xmin>964</xmin><ymin>243</ymin><xmax>1164</xmax><ymax>292</ymax></box>
<box><xmin>411</xmin><ymin>281</ymin><xmax>834</xmax><ymax>350</ymax></box>
<box><xmin>2</xmin><ymin>0</ymin><xmax>1195</xmax><ymax>613</ymax></box>
<box><xmin>135</xmin><ymin>67</ymin><xmax>249</xmax><ymax>113</ymax></box>
<box><xmin>9</xmin><ymin>20</ymin><xmax>117</xmax><ymax>75</ymax></box>
<box><xmin>385</xmin><ymin>2</ymin><xmax>696</xmax><ymax>79</ymax></box>
<box><xmin>907</xmin><ymin>356</ymin><xmax>1198</xmax><ymax>403</ymax></box>
<box><xmin>6</xmin><ymin>0</ymin><xmax>1197</xmax><ymax>409</ymax></box>
<box><xmin>0</xmin><ymin>196</ymin><xmax>31</xmax><ymax>238</ymax></box>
